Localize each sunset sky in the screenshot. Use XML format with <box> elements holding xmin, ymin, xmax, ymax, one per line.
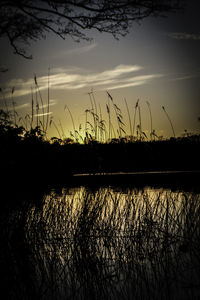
<box><xmin>0</xmin><ymin>0</ymin><xmax>200</xmax><ymax>140</ymax></box>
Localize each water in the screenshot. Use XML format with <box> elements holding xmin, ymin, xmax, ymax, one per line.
<box><xmin>1</xmin><ymin>184</ymin><xmax>200</xmax><ymax>299</ymax></box>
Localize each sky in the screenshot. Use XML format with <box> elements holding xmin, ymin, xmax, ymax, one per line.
<box><xmin>0</xmin><ymin>0</ymin><xmax>200</xmax><ymax>141</ymax></box>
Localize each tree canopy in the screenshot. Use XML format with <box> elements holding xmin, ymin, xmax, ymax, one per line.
<box><xmin>1</xmin><ymin>0</ymin><xmax>183</xmax><ymax>58</ymax></box>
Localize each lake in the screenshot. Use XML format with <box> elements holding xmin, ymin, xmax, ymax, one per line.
<box><xmin>1</xmin><ymin>178</ymin><xmax>200</xmax><ymax>299</ymax></box>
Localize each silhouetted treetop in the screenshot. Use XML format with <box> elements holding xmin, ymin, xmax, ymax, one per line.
<box><xmin>1</xmin><ymin>0</ymin><xmax>183</xmax><ymax>58</ymax></box>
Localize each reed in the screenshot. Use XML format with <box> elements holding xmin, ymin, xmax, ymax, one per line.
<box><xmin>124</xmin><ymin>98</ymin><xmax>133</xmax><ymax>139</ymax></box>
<box><xmin>31</xmin><ymin>87</ymin><xmax>34</xmax><ymax>130</ymax></box>
<box><xmin>138</xmin><ymin>104</ymin><xmax>142</xmax><ymax>141</ymax></box>
<box><xmin>91</xmin><ymin>90</ymin><xmax>98</xmax><ymax>139</ymax></box>
<box><xmin>0</xmin><ymin>88</ymin><xmax>10</xmax><ymax>117</ymax></box>
<box><xmin>64</xmin><ymin>104</ymin><xmax>78</xmax><ymax>142</ymax></box>
<box><xmin>11</xmin><ymin>87</ymin><xmax>18</xmax><ymax>127</ymax></box>
<box><xmin>58</xmin><ymin>119</ymin><xmax>66</xmax><ymax>139</ymax></box>
<box><xmin>87</xmin><ymin>90</ymin><xmax>99</xmax><ymax>140</ymax></box>
<box><xmin>50</xmin><ymin>117</ymin><xmax>62</xmax><ymax>139</ymax></box>
<box><xmin>98</xmin><ymin>103</ymin><xmax>106</xmax><ymax>143</ymax></box>
<box><xmin>45</xmin><ymin>67</ymin><xmax>51</xmax><ymax>133</ymax></box>
<box><xmin>34</xmin><ymin>74</ymin><xmax>45</xmax><ymax>133</ymax></box>
<box><xmin>2</xmin><ymin>72</ymin><xmax>184</xmax><ymax>143</ymax></box>
<box><xmin>106</xmin><ymin>96</ymin><xmax>111</xmax><ymax>140</ymax></box>
<box><xmin>162</xmin><ymin>106</ymin><xmax>176</xmax><ymax>138</ymax></box>
<box><xmin>133</xmin><ymin>99</ymin><xmax>139</xmax><ymax>139</ymax></box>
<box><xmin>3</xmin><ymin>186</ymin><xmax>200</xmax><ymax>300</ymax></box>
<box><xmin>107</xmin><ymin>91</ymin><xmax>126</xmax><ymax>140</ymax></box>
<box><xmin>146</xmin><ymin>101</ymin><xmax>153</xmax><ymax>141</ymax></box>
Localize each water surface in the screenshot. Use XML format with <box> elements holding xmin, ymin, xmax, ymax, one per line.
<box><xmin>2</xmin><ymin>185</ymin><xmax>200</xmax><ymax>299</ymax></box>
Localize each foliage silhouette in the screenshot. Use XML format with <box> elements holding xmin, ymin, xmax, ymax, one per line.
<box><xmin>0</xmin><ymin>108</ymin><xmax>200</xmax><ymax>185</ymax></box>
<box><xmin>1</xmin><ymin>0</ymin><xmax>183</xmax><ymax>58</ymax></box>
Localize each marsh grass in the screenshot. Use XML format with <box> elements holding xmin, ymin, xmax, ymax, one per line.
<box><xmin>146</xmin><ymin>101</ymin><xmax>153</xmax><ymax>141</ymax></box>
<box><xmin>1</xmin><ymin>74</ymin><xmax>198</xmax><ymax>144</ymax></box>
<box><xmin>2</xmin><ymin>186</ymin><xmax>200</xmax><ymax>300</ymax></box>
<box><xmin>162</xmin><ymin>106</ymin><xmax>176</xmax><ymax>138</ymax></box>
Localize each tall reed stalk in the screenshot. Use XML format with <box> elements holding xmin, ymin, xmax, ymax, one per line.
<box><xmin>34</xmin><ymin>74</ymin><xmax>45</xmax><ymax>132</ymax></box>
<box><xmin>45</xmin><ymin>67</ymin><xmax>50</xmax><ymax>133</ymax></box>
<box><xmin>64</xmin><ymin>105</ymin><xmax>78</xmax><ymax>142</ymax></box>
<box><xmin>0</xmin><ymin>88</ymin><xmax>9</xmax><ymax>115</ymax></box>
<box><xmin>106</xmin><ymin>95</ymin><xmax>111</xmax><ymax>140</ymax></box>
<box><xmin>31</xmin><ymin>87</ymin><xmax>34</xmax><ymax>130</ymax></box>
<box><xmin>88</xmin><ymin>91</ymin><xmax>98</xmax><ymax>140</ymax></box>
<box><xmin>11</xmin><ymin>87</ymin><xmax>17</xmax><ymax>127</ymax></box>
<box><xmin>124</xmin><ymin>98</ymin><xmax>133</xmax><ymax>139</ymax></box>
<box><xmin>91</xmin><ymin>90</ymin><xmax>98</xmax><ymax>140</ymax></box>
<box><xmin>138</xmin><ymin>105</ymin><xmax>142</xmax><ymax>141</ymax></box>
<box><xmin>133</xmin><ymin>99</ymin><xmax>139</xmax><ymax>139</ymax></box>
<box><xmin>162</xmin><ymin>106</ymin><xmax>176</xmax><ymax>138</ymax></box>
<box><xmin>50</xmin><ymin>118</ymin><xmax>62</xmax><ymax>139</ymax></box>
<box><xmin>58</xmin><ymin>119</ymin><xmax>66</xmax><ymax>139</ymax></box>
<box><xmin>146</xmin><ymin>101</ymin><xmax>153</xmax><ymax>141</ymax></box>
<box><xmin>98</xmin><ymin>103</ymin><xmax>106</xmax><ymax>143</ymax></box>
<box><xmin>35</xmin><ymin>84</ymin><xmax>39</xmax><ymax>128</ymax></box>
<box><xmin>107</xmin><ymin>91</ymin><xmax>125</xmax><ymax>139</ymax></box>
<box><xmin>84</xmin><ymin>109</ymin><xmax>89</xmax><ymax>143</ymax></box>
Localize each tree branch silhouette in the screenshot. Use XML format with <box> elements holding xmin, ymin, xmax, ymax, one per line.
<box><xmin>1</xmin><ymin>0</ymin><xmax>183</xmax><ymax>58</ymax></box>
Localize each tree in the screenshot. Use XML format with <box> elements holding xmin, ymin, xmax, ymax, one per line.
<box><xmin>1</xmin><ymin>0</ymin><xmax>183</xmax><ymax>59</ymax></box>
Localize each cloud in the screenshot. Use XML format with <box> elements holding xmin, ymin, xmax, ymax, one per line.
<box><xmin>50</xmin><ymin>43</ymin><xmax>97</xmax><ymax>59</ymax></box>
<box><xmin>4</xmin><ymin>100</ymin><xmax>57</xmax><ymax>113</ymax></box>
<box><xmin>65</xmin><ymin>43</ymin><xmax>97</xmax><ymax>55</ymax></box>
<box><xmin>3</xmin><ymin>78</ymin><xmax>33</xmax><ymax>98</ymax></box>
<box><xmin>170</xmin><ymin>75</ymin><xmax>195</xmax><ymax>81</ymax></box>
<box><xmin>107</xmin><ymin>81</ymin><xmax>146</xmax><ymax>90</ymax></box>
<box><xmin>15</xmin><ymin>103</ymin><xmax>30</xmax><ymax>110</ymax></box>
<box><xmin>50</xmin><ymin>64</ymin><xmax>143</xmax><ymax>90</ymax></box>
<box><xmin>4</xmin><ymin>64</ymin><xmax>162</xmax><ymax>97</ymax></box>
<box><xmin>42</xmin><ymin>99</ymin><xmax>57</xmax><ymax>109</ymax></box>
<box><xmin>106</xmin><ymin>74</ymin><xmax>163</xmax><ymax>90</ymax></box>
<box><xmin>34</xmin><ymin>112</ymin><xmax>53</xmax><ymax>117</ymax></box>
<box><xmin>168</xmin><ymin>72</ymin><xmax>200</xmax><ymax>82</ymax></box>
<box><xmin>167</xmin><ymin>32</ymin><xmax>200</xmax><ymax>40</ymax></box>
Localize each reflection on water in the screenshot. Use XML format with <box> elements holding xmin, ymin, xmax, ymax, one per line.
<box><xmin>2</xmin><ymin>186</ymin><xmax>200</xmax><ymax>299</ymax></box>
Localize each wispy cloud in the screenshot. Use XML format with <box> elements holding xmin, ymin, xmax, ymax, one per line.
<box><xmin>50</xmin><ymin>43</ymin><xmax>97</xmax><ymax>59</ymax></box>
<box><xmin>107</xmin><ymin>81</ymin><xmax>146</xmax><ymax>90</ymax></box>
<box><xmin>168</xmin><ymin>72</ymin><xmax>200</xmax><ymax>82</ymax></box>
<box><xmin>34</xmin><ymin>112</ymin><xmax>53</xmax><ymax>117</ymax></box>
<box><xmin>106</xmin><ymin>74</ymin><xmax>163</xmax><ymax>90</ymax></box>
<box><xmin>170</xmin><ymin>75</ymin><xmax>196</xmax><ymax>81</ymax></box>
<box><xmin>65</xmin><ymin>43</ymin><xmax>97</xmax><ymax>55</ymax></box>
<box><xmin>167</xmin><ymin>32</ymin><xmax>200</xmax><ymax>40</ymax></box>
<box><xmin>14</xmin><ymin>103</ymin><xmax>29</xmax><ymax>110</ymax></box>
<box><xmin>4</xmin><ymin>100</ymin><xmax>57</xmax><ymax>111</ymax></box>
<box><xmin>4</xmin><ymin>64</ymin><xmax>162</xmax><ymax>98</ymax></box>
<box><xmin>39</xmin><ymin>100</ymin><xmax>57</xmax><ymax>109</ymax></box>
